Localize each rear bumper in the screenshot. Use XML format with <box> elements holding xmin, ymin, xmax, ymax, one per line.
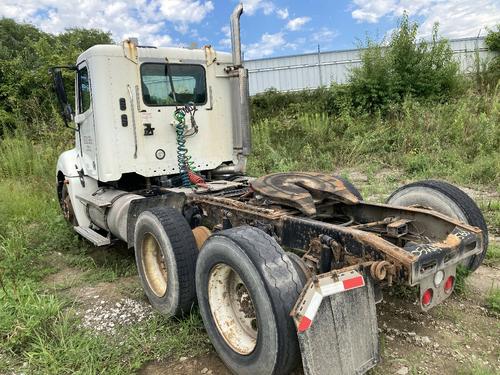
<box><xmin>408</xmin><ymin>226</ymin><xmax>482</xmax><ymax>286</ymax></box>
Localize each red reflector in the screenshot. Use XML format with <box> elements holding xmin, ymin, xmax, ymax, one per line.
<box><xmin>297</xmin><ymin>316</ymin><xmax>312</xmax><ymax>333</ymax></box>
<box><xmin>342</xmin><ymin>275</ymin><xmax>364</xmax><ymax>290</ymax></box>
<box><xmin>422</xmin><ymin>289</ymin><xmax>433</xmax><ymax>306</ymax></box>
<box><xmin>444</xmin><ymin>276</ymin><xmax>454</xmax><ymax>293</ymax></box>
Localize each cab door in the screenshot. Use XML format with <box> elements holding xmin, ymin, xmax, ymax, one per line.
<box><xmin>74</xmin><ymin>63</ymin><xmax>98</xmax><ymax>178</ymax></box>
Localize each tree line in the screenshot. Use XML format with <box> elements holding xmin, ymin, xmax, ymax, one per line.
<box><xmin>0</xmin><ymin>19</ymin><xmax>111</xmax><ymax>135</ymax></box>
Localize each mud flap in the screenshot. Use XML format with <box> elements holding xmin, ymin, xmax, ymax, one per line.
<box><xmin>296</xmin><ymin>275</ymin><xmax>379</xmax><ymax>375</ymax></box>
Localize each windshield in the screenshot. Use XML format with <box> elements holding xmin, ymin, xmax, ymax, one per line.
<box><xmin>140</xmin><ymin>63</ymin><xmax>207</xmax><ymax>106</ymax></box>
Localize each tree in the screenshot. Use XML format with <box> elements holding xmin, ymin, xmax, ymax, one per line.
<box><xmin>0</xmin><ymin>19</ymin><xmax>112</xmax><ymax>135</ymax></box>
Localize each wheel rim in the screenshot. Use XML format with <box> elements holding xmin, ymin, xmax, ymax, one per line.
<box><xmin>208</xmin><ymin>263</ymin><xmax>258</xmax><ymax>355</ymax></box>
<box><xmin>141</xmin><ymin>232</ymin><xmax>168</xmax><ymax>297</ymax></box>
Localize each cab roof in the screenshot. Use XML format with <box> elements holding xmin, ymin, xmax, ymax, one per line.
<box><xmin>77</xmin><ymin>44</ymin><xmax>233</xmax><ymax>65</ymax></box>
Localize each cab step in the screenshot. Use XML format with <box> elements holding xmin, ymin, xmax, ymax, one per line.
<box><xmin>74</xmin><ymin>226</ymin><xmax>111</xmax><ymax>246</ymax></box>
<box><xmin>75</xmin><ymin>194</ymin><xmax>112</xmax><ymax>207</ymax></box>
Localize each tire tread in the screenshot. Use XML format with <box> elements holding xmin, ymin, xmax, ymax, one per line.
<box><xmin>212</xmin><ymin>226</ymin><xmax>303</xmax><ymax>375</ymax></box>
<box><xmin>144</xmin><ymin>207</ymin><xmax>198</xmax><ymax>315</ymax></box>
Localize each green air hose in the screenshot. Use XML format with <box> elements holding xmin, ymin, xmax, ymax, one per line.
<box><xmin>174</xmin><ymin>103</ymin><xmax>200</xmax><ymax>187</ymax></box>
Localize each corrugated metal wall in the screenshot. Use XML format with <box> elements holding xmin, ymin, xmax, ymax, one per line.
<box><xmin>245</xmin><ymin>37</ymin><xmax>492</xmax><ymax>96</ymax></box>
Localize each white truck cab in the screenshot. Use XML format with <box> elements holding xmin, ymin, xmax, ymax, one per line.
<box><xmin>54</xmin><ymin>7</ymin><xmax>250</xmax><ymax>231</ymax></box>
<box><xmin>68</xmin><ymin>44</ymin><xmax>238</xmax><ymax>182</ymax></box>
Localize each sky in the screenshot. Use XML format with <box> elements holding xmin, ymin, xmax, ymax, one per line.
<box><xmin>1</xmin><ymin>0</ymin><xmax>499</xmax><ymax>60</ymax></box>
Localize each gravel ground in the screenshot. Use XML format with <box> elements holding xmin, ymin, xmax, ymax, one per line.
<box><xmin>77</xmin><ymin>297</ymin><xmax>153</xmax><ymax>334</ymax></box>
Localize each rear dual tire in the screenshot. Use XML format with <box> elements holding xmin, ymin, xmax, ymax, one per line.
<box><xmin>196</xmin><ymin>226</ymin><xmax>304</xmax><ymax>375</ymax></box>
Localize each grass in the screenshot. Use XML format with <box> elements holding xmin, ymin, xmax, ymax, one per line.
<box><xmin>454</xmin><ymin>265</ymin><xmax>472</xmax><ymax>296</ymax></box>
<box><xmin>478</xmin><ymin>199</ymin><xmax>500</xmax><ymax>238</ymax></box>
<box><xmin>484</xmin><ymin>243</ymin><xmax>500</xmax><ymax>266</ymax></box>
<box><xmin>249</xmin><ymin>90</ymin><xmax>500</xmax><ymax>189</ymax></box>
<box><xmin>19</xmin><ymin>311</ymin><xmax>207</xmax><ymax>374</ymax></box>
<box><xmin>0</xmin><ymin>173</ymin><xmax>207</xmax><ymax>374</ymax></box>
<box><xmin>457</xmin><ymin>364</ymin><xmax>498</xmax><ymax>375</ymax></box>
<box><xmin>486</xmin><ymin>288</ymin><xmax>500</xmax><ymax>313</ymax></box>
<box><xmin>64</xmin><ymin>244</ymin><xmax>138</xmax><ymax>284</ymax></box>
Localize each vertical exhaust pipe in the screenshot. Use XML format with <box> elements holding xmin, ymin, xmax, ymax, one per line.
<box><xmin>230</xmin><ymin>3</ymin><xmax>251</xmax><ymax>160</ymax></box>
<box><xmin>231</xmin><ymin>3</ymin><xmax>243</xmax><ymax>66</ymax></box>
<box><xmin>214</xmin><ymin>3</ymin><xmax>251</xmax><ymax>175</ymax></box>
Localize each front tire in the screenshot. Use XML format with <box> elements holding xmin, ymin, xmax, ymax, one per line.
<box><xmin>387</xmin><ymin>180</ymin><xmax>488</xmax><ymax>272</ymax></box>
<box><xmin>134</xmin><ymin>207</ymin><xmax>198</xmax><ymax>316</ymax></box>
<box><xmin>58</xmin><ymin>182</ymin><xmax>78</xmax><ymax>226</ymax></box>
<box><xmin>196</xmin><ymin>226</ymin><xmax>303</xmax><ymax>375</ymax></box>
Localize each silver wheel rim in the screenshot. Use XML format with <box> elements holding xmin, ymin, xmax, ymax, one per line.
<box><xmin>141</xmin><ymin>232</ymin><xmax>168</xmax><ymax>297</ymax></box>
<box><xmin>208</xmin><ymin>263</ymin><xmax>258</xmax><ymax>355</ymax></box>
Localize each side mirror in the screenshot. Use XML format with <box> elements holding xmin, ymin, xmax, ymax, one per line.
<box><xmin>50</xmin><ymin>67</ymin><xmax>75</xmax><ymax>127</ymax></box>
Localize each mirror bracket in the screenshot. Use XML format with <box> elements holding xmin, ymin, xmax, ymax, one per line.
<box><xmin>49</xmin><ymin>66</ymin><xmax>78</xmax><ymax>131</ymax></box>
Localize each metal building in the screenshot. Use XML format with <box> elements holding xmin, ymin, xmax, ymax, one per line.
<box><xmin>245</xmin><ymin>37</ymin><xmax>493</xmax><ymax>96</ymax></box>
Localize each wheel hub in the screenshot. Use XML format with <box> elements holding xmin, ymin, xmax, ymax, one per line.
<box><xmin>141</xmin><ymin>232</ymin><xmax>168</xmax><ymax>297</ymax></box>
<box><xmin>208</xmin><ymin>263</ymin><xmax>258</xmax><ymax>355</ymax></box>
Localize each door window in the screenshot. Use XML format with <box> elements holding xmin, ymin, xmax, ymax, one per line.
<box><xmin>78</xmin><ymin>66</ymin><xmax>91</xmax><ymax>113</ymax></box>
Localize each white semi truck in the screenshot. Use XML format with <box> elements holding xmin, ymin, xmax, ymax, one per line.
<box><xmin>51</xmin><ymin>4</ymin><xmax>489</xmax><ymax>375</ymax></box>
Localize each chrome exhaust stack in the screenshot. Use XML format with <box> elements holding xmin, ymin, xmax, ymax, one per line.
<box><xmin>214</xmin><ymin>3</ymin><xmax>251</xmax><ymax>175</ymax></box>
<box><xmin>230</xmin><ymin>3</ymin><xmax>243</xmax><ymax>67</ymax></box>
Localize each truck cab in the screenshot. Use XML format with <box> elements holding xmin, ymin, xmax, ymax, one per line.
<box><xmin>55</xmin><ymin>22</ymin><xmax>251</xmax><ymax>229</ymax></box>
<box><xmin>69</xmin><ymin>44</ymin><xmax>238</xmax><ymax>182</ymax></box>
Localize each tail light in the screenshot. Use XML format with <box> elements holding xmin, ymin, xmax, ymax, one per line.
<box><xmin>444</xmin><ymin>276</ymin><xmax>454</xmax><ymax>293</ymax></box>
<box><xmin>422</xmin><ymin>288</ymin><xmax>433</xmax><ymax>307</ymax></box>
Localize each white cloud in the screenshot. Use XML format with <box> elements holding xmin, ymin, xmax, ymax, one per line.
<box><xmin>221</xmin><ymin>25</ymin><xmax>231</xmax><ymax>37</ymax></box>
<box><xmin>241</xmin><ymin>1</ymin><xmax>294</xmax><ymax>20</ymax></box>
<box><xmin>244</xmin><ymin>32</ymin><xmax>285</xmax><ymax>59</ymax></box>
<box><xmin>351</xmin><ymin>0</ymin><xmax>500</xmax><ymax>38</ymax></box>
<box><xmin>311</xmin><ymin>27</ymin><xmax>339</xmax><ymax>43</ymax></box>
<box><xmin>242</xmin><ymin>0</ymin><xmax>275</xmax><ymax>16</ymax></box>
<box><xmin>150</xmin><ymin>34</ymin><xmax>174</xmax><ymax>47</ymax></box>
<box><xmin>158</xmin><ymin>0</ymin><xmax>214</xmax><ymax>23</ymax></box>
<box><xmin>417</xmin><ymin>1</ymin><xmax>500</xmax><ymax>38</ymax></box>
<box><xmin>351</xmin><ymin>0</ymin><xmax>396</xmax><ymax>23</ymax></box>
<box><xmin>218</xmin><ymin>25</ymin><xmax>232</xmax><ymax>49</ymax></box>
<box><xmin>286</xmin><ymin>16</ymin><xmax>311</xmax><ymax>31</ymax></box>
<box><xmin>0</xmin><ymin>0</ymin><xmax>215</xmax><ymax>47</ymax></box>
<box><xmin>276</xmin><ymin>8</ymin><xmax>289</xmax><ymax>19</ymax></box>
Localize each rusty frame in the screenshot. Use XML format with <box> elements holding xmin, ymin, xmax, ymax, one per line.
<box><xmin>188</xmin><ymin>194</ymin><xmax>483</xmax><ymax>286</ymax></box>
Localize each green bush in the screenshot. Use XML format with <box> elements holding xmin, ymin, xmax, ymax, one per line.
<box><xmin>249</xmin><ymin>89</ymin><xmax>500</xmax><ymax>187</ymax></box>
<box><xmin>483</xmin><ymin>25</ymin><xmax>500</xmax><ymax>88</ymax></box>
<box><xmin>349</xmin><ymin>15</ymin><xmax>463</xmax><ymax>112</ymax></box>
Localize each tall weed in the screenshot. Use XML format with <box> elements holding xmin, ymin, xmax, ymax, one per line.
<box><xmin>0</xmin><ymin>123</ymin><xmax>71</xmax><ymax>179</ymax></box>
<box><xmin>249</xmin><ymin>90</ymin><xmax>500</xmax><ymax>187</ymax></box>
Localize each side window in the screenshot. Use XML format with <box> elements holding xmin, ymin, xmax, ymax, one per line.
<box><xmin>78</xmin><ymin>66</ymin><xmax>91</xmax><ymax>113</ymax></box>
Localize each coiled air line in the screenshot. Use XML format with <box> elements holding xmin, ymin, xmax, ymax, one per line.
<box><xmin>173</xmin><ymin>103</ymin><xmax>206</xmax><ymax>188</ymax></box>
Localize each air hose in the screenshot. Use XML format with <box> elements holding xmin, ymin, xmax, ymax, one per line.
<box><xmin>174</xmin><ymin>103</ymin><xmax>206</xmax><ymax>188</ymax></box>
